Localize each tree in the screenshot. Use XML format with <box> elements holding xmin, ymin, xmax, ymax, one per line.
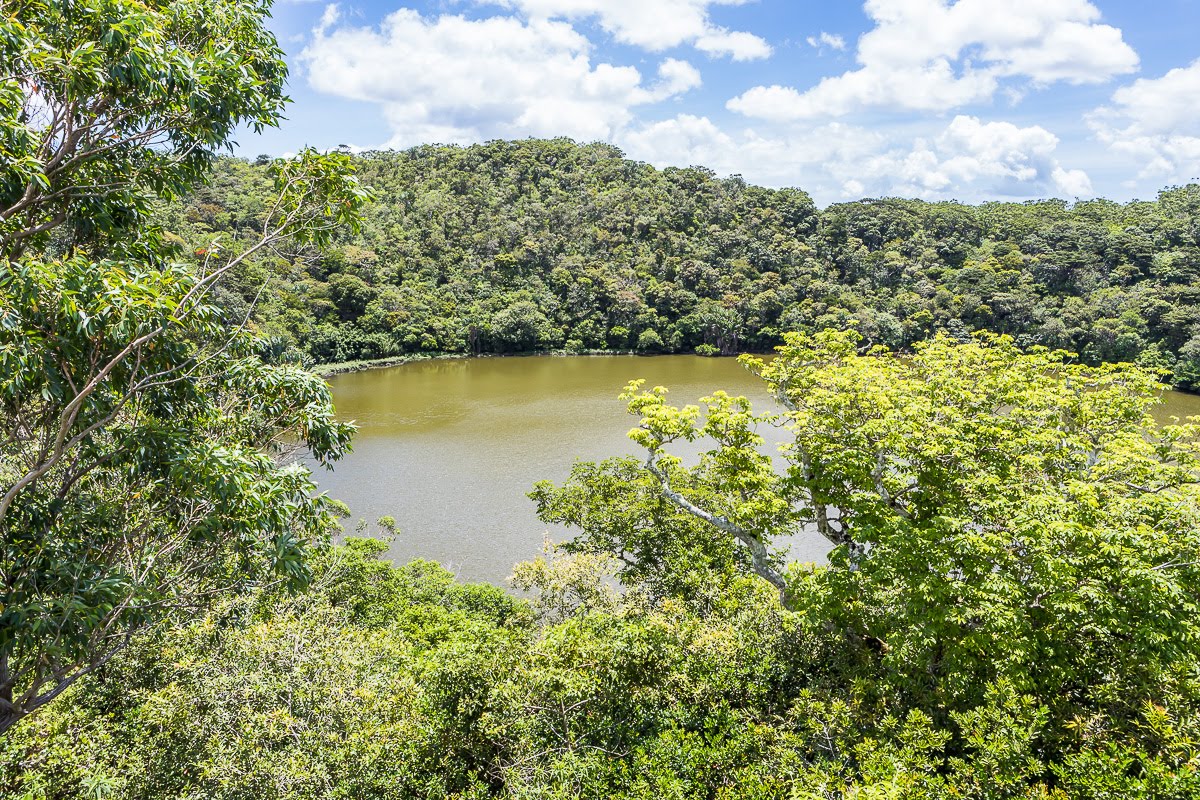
<box><xmin>636</xmin><ymin>327</ymin><xmax>665</xmax><ymax>353</ymax></box>
<box><xmin>1</xmin><ymin>0</ymin><xmax>291</xmax><ymax>260</ymax></box>
<box><xmin>490</xmin><ymin>300</ymin><xmax>555</xmax><ymax>352</ymax></box>
<box><xmin>537</xmin><ymin>330</ymin><xmax>1200</xmax><ymax>743</ymax></box>
<box><xmin>0</xmin><ymin>0</ymin><xmax>370</xmax><ymax>733</ymax></box>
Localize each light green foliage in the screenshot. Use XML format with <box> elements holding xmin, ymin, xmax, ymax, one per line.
<box><xmin>0</xmin><ymin>0</ymin><xmax>369</xmax><ymax>732</ymax></box>
<box><xmin>0</xmin><ymin>541</ymin><xmax>823</xmax><ymax>799</ymax></box>
<box><xmin>509</xmin><ymin>539</ymin><xmax>624</xmax><ymax>624</ymax></box>
<box><xmin>530</xmin><ymin>457</ymin><xmax>754</xmax><ymax>609</ymax></box>
<box><xmin>745</xmin><ymin>332</ymin><xmax>1200</xmax><ymax>725</ymax></box>
<box><xmin>532</xmin><ymin>330</ymin><xmax>1200</xmax><ymax>793</ymax></box>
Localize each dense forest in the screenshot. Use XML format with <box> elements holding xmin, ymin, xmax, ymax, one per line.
<box><xmin>9</xmin><ymin>333</ymin><xmax>1200</xmax><ymax>799</ymax></box>
<box><xmin>5</xmin><ymin>1</ymin><xmax>1200</xmax><ymax>798</ymax></box>
<box><xmin>171</xmin><ymin>141</ymin><xmax>1200</xmax><ymax>384</ymax></box>
<box><xmin>6</xmin><ymin>519</ymin><xmax>1196</xmax><ymax>799</ymax></box>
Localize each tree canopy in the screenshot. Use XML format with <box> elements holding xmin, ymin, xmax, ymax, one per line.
<box><xmin>5</xmin><ymin>334</ymin><xmax>1200</xmax><ymax>797</ymax></box>
<box><xmin>163</xmin><ymin>142</ymin><xmax>1200</xmax><ymax>387</ymax></box>
<box><xmin>545</xmin><ymin>332</ymin><xmax>1200</xmax><ymax>723</ymax></box>
<box><xmin>0</xmin><ymin>0</ymin><xmax>368</xmax><ymax>732</ymax></box>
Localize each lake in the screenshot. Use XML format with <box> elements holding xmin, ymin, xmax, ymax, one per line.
<box><xmin>315</xmin><ymin>354</ymin><xmax>1200</xmax><ymax>586</ymax></box>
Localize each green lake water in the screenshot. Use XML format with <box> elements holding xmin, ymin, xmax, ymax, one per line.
<box><xmin>316</xmin><ymin>355</ymin><xmax>1200</xmax><ymax>586</ymax></box>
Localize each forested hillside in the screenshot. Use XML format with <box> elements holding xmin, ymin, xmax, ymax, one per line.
<box><xmin>167</xmin><ymin>140</ymin><xmax>1200</xmax><ymax>383</ymax></box>
<box><xmin>8</xmin><ymin>0</ymin><xmax>1200</xmax><ymax>796</ymax></box>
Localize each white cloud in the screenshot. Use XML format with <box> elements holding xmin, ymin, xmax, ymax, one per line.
<box><xmin>621</xmin><ymin>114</ymin><xmax>737</xmax><ymax>166</ymax></box>
<box><xmin>1052</xmin><ymin>166</ymin><xmax>1093</xmax><ymax>197</ymax></box>
<box><xmin>922</xmin><ymin>115</ymin><xmax>1093</xmax><ymax>197</ymax></box>
<box><xmin>806</xmin><ymin>32</ymin><xmax>846</xmax><ymax>51</ymax></box>
<box><xmin>621</xmin><ymin>116</ymin><xmax>893</xmax><ymax>197</ymax></box>
<box><xmin>620</xmin><ymin>114</ymin><xmax>1090</xmax><ymax>202</ymax></box>
<box><xmin>729</xmin><ymin>0</ymin><xmax>1137</xmax><ymax>120</ymax></box>
<box><xmin>694</xmin><ymin>28</ymin><xmax>773</xmax><ymax>61</ymax></box>
<box><xmin>1089</xmin><ymin>59</ymin><xmax>1200</xmax><ymax>180</ymax></box>
<box><xmin>842</xmin><ymin>115</ymin><xmax>1093</xmax><ymax>198</ymax></box>
<box><xmin>489</xmin><ymin>0</ymin><xmax>772</xmax><ymax>59</ymax></box>
<box><xmin>653</xmin><ymin>58</ymin><xmax>704</xmax><ymax>97</ymax></box>
<box><xmin>314</xmin><ymin>2</ymin><xmax>339</xmax><ymax>35</ymax></box>
<box><xmin>300</xmin><ymin>7</ymin><xmax>701</xmax><ymax>146</ymax></box>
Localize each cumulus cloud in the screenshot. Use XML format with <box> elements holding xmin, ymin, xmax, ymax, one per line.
<box><xmin>621</xmin><ymin>114</ymin><xmax>738</xmax><ymax>167</ymax></box>
<box><xmin>620</xmin><ymin>114</ymin><xmax>1090</xmax><ymax>202</ymax></box>
<box><xmin>653</xmin><ymin>58</ymin><xmax>704</xmax><ymax>97</ymax></box>
<box><xmin>694</xmin><ymin>28</ymin><xmax>773</xmax><ymax>61</ymax></box>
<box><xmin>488</xmin><ymin>0</ymin><xmax>771</xmax><ymax>59</ymax></box>
<box><xmin>300</xmin><ymin>6</ymin><xmax>702</xmax><ymax>146</ymax></box>
<box><xmin>912</xmin><ymin>115</ymin><xmax>1092</xmax><ymax>197</ymax></box>
<box><xmin>1089</xmin><ymin>59</ymin><xmax>1200</xmax><ymax>180</ymax></box>
<box><xmin>729</xmin><ymin>0</ymin><xmax>1137</xmax><ymax>120</ymax></box>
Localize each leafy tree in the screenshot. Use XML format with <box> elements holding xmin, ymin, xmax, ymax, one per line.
<box><xmin>9</xmin><ymin>531</ymin><xmax>1197</xmax><ymax>797</ymax></box>
<box><xmin>636</xmin><ymin>327</ymin><xmax>665</xmax><ymax>352</ymax></box>
<box><xmin>490</xmin><ymin>300</ymin><xmax>556</xmax><ymax>352</ymax></box>
<box><xmin>541</xmin><ymin>331</ymin><xmax>1200</xmax><ymax>746</ymax></box>
<box><xmin>0</xmin><ymin>0</ymin><xmax>288</xmax><ymax>260</ymax></box>
<box><xmin>327</xmin><ymin>272</ymin><xmax>377</xmax><ymax>321</ymax></box>
<box><xmin>0</xmin><ymin>0</ymin><xmax>369</xmax><ymax>733</ymax></box>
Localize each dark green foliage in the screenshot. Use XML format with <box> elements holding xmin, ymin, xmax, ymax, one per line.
<box><xmin>162</xmin><ymin>142</ymin><xmax>823</xmax><ymax>361</ymax></box>
<box><xmin>167</xmin><ymin>142</ymin><xmax>1200</xmax><ymax>385</ymax></box>
<box><xmin>0</xmin><ymin>0</ymin><xmax>369</xmax><ymax>734</ymax></box>
<box><xmin>6</xmin><ymin>531</ymin><xmax>1198</xmax><ymax>798</ymax></box>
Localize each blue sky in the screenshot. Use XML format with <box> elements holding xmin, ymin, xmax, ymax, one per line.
<box><xmin>248</xmin><ymin>0</ymin><xmax>1200</xmax><ymax>205</ymax></box>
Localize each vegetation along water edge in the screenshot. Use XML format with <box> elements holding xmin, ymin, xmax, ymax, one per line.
<box><xmin>3</xmin><ymin>0</ymin><xmax>1200</xmax><ymax>797</ymax></box>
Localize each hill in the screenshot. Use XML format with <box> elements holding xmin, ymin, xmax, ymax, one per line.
<box><xmin>164</xmin><ymin>139</ymin><xmax>1200</xmax><ymax>384</ymax></box>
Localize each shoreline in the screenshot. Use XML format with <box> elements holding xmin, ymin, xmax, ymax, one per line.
<box><xmin>312</xmin><ymin>349</ymin><xmax>1200</xmax><ymax>398</ymax></box>
<box><xmin>313</xmin><ymin>348</ymin><xmax>738</xmax><ymax>377</ymax></box>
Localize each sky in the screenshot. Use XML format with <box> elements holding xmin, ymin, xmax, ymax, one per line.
<box><xmin>249</xmin><ymin>0</ymin><xmax>1200</xmax><ymax>205</ymax></box>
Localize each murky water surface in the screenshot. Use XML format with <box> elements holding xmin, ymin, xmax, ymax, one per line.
<box><xmin>315</xmin><ymin>355</ymin><xmax>1200</xmax><ymax>585</ymax></box>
